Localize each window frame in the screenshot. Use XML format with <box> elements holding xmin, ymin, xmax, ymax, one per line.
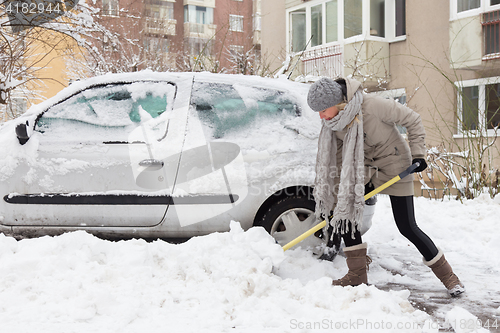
<box><xmin>184</xmin><ymin>5</ymin><xmax>214</xmax><ymax>25</ymax></box>
<box><xmin>102</xmin><ymin>0</ymin><xmax>119</xmax><ymax>16</ymax></box>
<box><xmin>450</xmin><ymin>0</ymin><xmax>500</xmax><ymax>21</ymax></box>
<box><xmin>456</xmin><ymin>77</ymin><xmax>500</xmax><ymax>137</ymax></box>
<box><xmin>229</xmin><ymin>44</ymin><xmax>244</xmax><ymax>56</ymax></box>
<box><xmin>482</xmin><ymin>10</ymin><xmax>500</xmax><ymax>59</ymax></box>
<box><xmin>229</xmin><ymin>14</ymin><xmax>244</xmax><ymax>32</ymax></box>
<box><xmin>286</xmin><ymin>0</ymin><xmax>405</xmax><ymax>54</ymax></box>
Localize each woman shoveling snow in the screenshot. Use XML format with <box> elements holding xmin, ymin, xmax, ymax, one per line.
<box><xmin>307</xmin><ymin>77</ymin><xmax>465</xmax><ymax>297</ymax></box>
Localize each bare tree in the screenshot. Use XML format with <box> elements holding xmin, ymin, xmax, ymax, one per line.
<box><xmin>1</xmin><ymin>0</ymin><xmax>129</xmax><ymax>120</ymax></box>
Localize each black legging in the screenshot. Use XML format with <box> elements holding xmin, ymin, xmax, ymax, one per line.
<box><xmin>389</xmin><ymin>195</ymin><xmax>438</xmax><ymax>261</ymax></box>
<box><xmin>341</xmin><ymin>195</ymin><xmax>439</xmax><ymax>261</ymax></box>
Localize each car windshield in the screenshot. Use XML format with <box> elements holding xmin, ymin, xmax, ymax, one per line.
<box><xmin>191</xmin><ymin>81</ymin><xmax>299</xmax><ymax>138</ymax></box>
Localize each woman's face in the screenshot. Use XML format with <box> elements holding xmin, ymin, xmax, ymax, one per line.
<box><xmin>319</xmin><ymin>105</ymin><xmax>339</xmax><ymax>121</ymax></box>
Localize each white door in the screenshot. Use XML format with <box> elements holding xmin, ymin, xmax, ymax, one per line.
<box><xmin>5</xmin><ymin>81</ymin><xmax>186</xmax><ymax>227</ymax></box>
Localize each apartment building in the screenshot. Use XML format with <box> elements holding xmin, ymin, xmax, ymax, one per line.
<box><xmin>261</xmin><ymin>0</ymin><xmax>500</xmax><ymax>195</ymax></box>
<box><xmin>93</xmin><ymin>0</ymin><xmax>260</xmax><ymax>73</ymax></box>
<box><xmin>0</xmin><ymin>0</ymin><xmax>261</xmax><ymax>122</ymax></box>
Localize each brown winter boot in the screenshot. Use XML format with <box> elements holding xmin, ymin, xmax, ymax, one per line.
<box><xmin>424</xmin><ymin>249</ymin><xmax>465</xmax><ymax>297</ymax></box>
<box><xmin>332</xmin><ymin>243</ymin><xmax>368</xmax><ymax>286</ymax></box>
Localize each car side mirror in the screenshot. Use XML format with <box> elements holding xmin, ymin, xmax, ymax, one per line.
<box><xmin>16</xmin><ymin>121</ymin><xmax>30</xmax><ymax>145</ymax></box>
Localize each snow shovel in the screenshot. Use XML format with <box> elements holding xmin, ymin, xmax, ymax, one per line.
<box><xmin>282</xmin><ymin>161</ymin><xmax>421</xmax><ymax>251</ymax></box>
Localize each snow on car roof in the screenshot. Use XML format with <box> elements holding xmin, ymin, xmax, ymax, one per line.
<box><xmin>16</xmin><ymin>71</ymin><xmax>313</xmax><ymax>122</ymax></box>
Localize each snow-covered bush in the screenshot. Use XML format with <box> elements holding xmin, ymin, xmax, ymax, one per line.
<box><xmin>419</xmin><ymin>143</ymin><xmax>500</xmax><ymax>201</ymax></box>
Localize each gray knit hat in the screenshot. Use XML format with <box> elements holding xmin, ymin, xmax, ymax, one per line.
<box><xmin>307</xmin><ymin>78</ymin><xmax>344</xmax><ymax>112</ymax></box>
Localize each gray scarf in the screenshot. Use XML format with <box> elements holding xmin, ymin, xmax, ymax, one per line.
<box><xmin>313</xmin><ymin>89</ymin><xmax>365</xmax><ymax>235</ymax></box>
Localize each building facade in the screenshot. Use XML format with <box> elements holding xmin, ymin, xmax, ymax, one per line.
<box><xmin>261</xmin><ymin>0</ymin><xmax>500</xmax><ymax>196</ymax></box>
<box><xmin>92</xmin><ymin>0</ymin><xmax>261</xmax><ymax>73</ymax></box>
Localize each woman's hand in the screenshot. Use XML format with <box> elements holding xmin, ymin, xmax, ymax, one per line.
<box><xmin>411</xmin><ymin>158</ymin><xmax>428</xmax><ymax>173</ymax></box>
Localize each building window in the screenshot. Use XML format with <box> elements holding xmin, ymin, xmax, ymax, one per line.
<box><xmin>290</xmin><ymin>8</ymin><xmax>306</xmax><ymax>52</ymax></box>
<box><xmin>229</xmin><ymin>15</ymin><xmax>244</xmax><ymax>32</ymax></box>
<box><xmin>146</xmin><ymin>1</ymin><xmax>174</xmax><ymax>20</ymax></box>
<box><xmin>461</xmin><ymin>86</ymin><xmax>479</xmax><ymax>131</ymax></box>
<box><xmin>311</xmin><ymin>5</ymin><xmax>323</xmax><ymax>47</ymax></box>
<box><xmin>187</xmin><ymin>38</ymin><xmax>212</xmax><ymax>56</ymax></box>
<box><xmin>326</xmin><ymin>0</ymin><xmax>338</xmax><ymax>43</ymax></box>
<box><xmin>229</xmin><ymin>45</ymin><xmax>244</xmax><ymax>56</ymax></box>
<box><xmin>184</xmin><ymin>5</ymin><xmax>214</xmax><ymax>24</ymax></box>
<box><xmin>458</xmin><ymin>78</ymin><xmax>500</xmax><ymax>134</ymax></box>
<box><xmin>395</xmin><ymin>0</ymin><xmax>406</xmax><ymax>37</ymax></box>
<box><xmin>144</xmin><ymin>37</ymin><xmax>170</xmax><ymax>53</ymax></box>
<box><xmin>457</xmin><ymin>0</ymin><xmax>480</xmax><ymax>12</ymax></box>
<box><xmin>344</xmin><ymin>0</ymin><xmax>362</xmax><ymax>38</ymax></box>
<box><xmin>483</xmin><ymin>11</ymin><xmax>500</xmax><ymax>57</ymax></box>
<box><xmin>197</xmin><ymin>6</ymin><xmax>207</xmax><ymax>24</ymax></box>
<box><xmin>103</xmin><ymin>0</ymin><xmax>119</xmax><ymax>16</ymax></box>
<box><xmin>370</xmin><ymin>0</ymin><xmax>385</xmax><ymax>37</ymax></box>
<box><xmin>288</xmin><ymin>0</ymin><xmax>401</xmax><ymax>52</ymax></box>
<box><xmin>493</xmin><ymin>0</ymin><xmax>500</xmax><ymax>5</ymax></box>
<box><xmin>485</xmin><ymin>84</ymin><xmax>500</xmax><ymax>129</ymax></box>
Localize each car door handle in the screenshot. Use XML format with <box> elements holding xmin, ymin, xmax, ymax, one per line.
<box><xmin>139</xmin><ymin>159</ymin><xmax>164</xmax><ymax>170</ymax></box>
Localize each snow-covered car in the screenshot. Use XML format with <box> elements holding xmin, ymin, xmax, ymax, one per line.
<box><xmin>0</xmin><ymin>71</ymin><xmax>373</xmax><ymax>248</ymax></box>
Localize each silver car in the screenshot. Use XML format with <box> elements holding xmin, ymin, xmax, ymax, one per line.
<box><xmin>0</xmin><ymin>72</ymin><xmax>372</xmax><ymax>249</ymax></box>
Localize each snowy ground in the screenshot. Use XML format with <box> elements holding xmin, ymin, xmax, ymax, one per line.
<box><xmin>0</xmin><ymin>194</ymin><xmax>499</xmax><ymax>333</ymax></box>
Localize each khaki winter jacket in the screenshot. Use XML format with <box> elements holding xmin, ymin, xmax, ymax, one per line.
<box><xmin>334</xmin><ymin>78</ymin><xmax>426</xmax><ymax>196</ymax></box>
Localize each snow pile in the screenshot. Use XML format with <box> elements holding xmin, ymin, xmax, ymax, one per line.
<box><xmin>2</xmin><ymin>194</ymin><xmax>500</xmax><ymax>332</ymax></box>
<box><xmin>0</xmin><ymin>221</ymin><xmax>434</xmax><ymax>333</ymax></box>
<box><xmin>446</xmin><ymin>306</ymin><xmax>490</xmax><ymax>333</ymax></box>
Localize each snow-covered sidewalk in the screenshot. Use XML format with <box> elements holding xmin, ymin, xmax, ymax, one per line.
<box><xmin>0</xmin><ymin>195</ymin><xmax>499</xmax><ymax>333</ymax></box>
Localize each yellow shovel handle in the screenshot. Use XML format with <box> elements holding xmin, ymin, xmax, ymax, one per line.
<box><xmin>281</xmin><ymin>162</ymin><xmax>420</xmax><ymax>251</ymax></box>
<box><xmin>282</xmin><ymin>220</ymin><xmax>327</xmax><ymax>251</ymax></box>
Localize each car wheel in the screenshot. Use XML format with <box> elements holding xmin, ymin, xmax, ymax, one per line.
<box><xmin>256</xmin><ymin>195</ymin><xmax>325</xmax><ymax>250</ymax></box>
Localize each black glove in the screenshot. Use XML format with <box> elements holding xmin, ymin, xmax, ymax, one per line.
<box><xmin>412</xmin><ymin>158</ymin><xmax>428</xmax><ymax>173</ymax></box>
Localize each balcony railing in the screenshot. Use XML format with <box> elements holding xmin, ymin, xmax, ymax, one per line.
<box><xmin>184</xmin><ymin>22</ymin><xmax>216</xmax><ymax>39</ymax></box>
<box><xmin>144</xmin><ymin>18</ymin><xmax>176</xmax><ymax>36</ymax></box>
<box><xmin>189</xmin><ymin>23</ymin><xmax>204</xmax><ymax>33</ymax></box>
<box><xmin>302</xmin><ymin>45</ymin><xmax>343</xmax><ymax>78</ymax></box>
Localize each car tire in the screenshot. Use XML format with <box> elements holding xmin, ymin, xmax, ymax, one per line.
<box><xmin>256</xmin><ymin>195</ymin><xmax>325</xmax><ymax>250</ymax></box>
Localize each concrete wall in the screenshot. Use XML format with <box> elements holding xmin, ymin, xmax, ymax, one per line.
<box><xmin>449</xmin><ymin>16</ymin><xmax>483</xmax><ymax>69</ymax></box>
<box><xmin>389</xmin><ymin>0</ymin><xmax>500</xmax><ymax>193</ymax></box>
<box><xmin>387</xmin><ymin>0</ymin><xmax>456</xmax><ymax>146</ymax></box>
<box><xmin>344</xmin><ymin>40</ymin><xmax>390</xmax><ymax>91</ymax></box>
<box><xmin>284</xmin><ymin>0</ymin><xmax>303</xmax><ymax>9</ymax></box>
<box><xmin>261</xmin><ymin>0</ymin><xmax>287</xmax><ymax>75</ymax></box>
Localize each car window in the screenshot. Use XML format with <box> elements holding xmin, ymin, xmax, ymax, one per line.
<box><xmin>35</xmin><ymin>81</ymin><xmax>175</xmax><ymax>143</ymax></box>
<box><xmin>190</xmin><ymin>81</ymin><xmax>300</xmax><ymax>138</ymax></box>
